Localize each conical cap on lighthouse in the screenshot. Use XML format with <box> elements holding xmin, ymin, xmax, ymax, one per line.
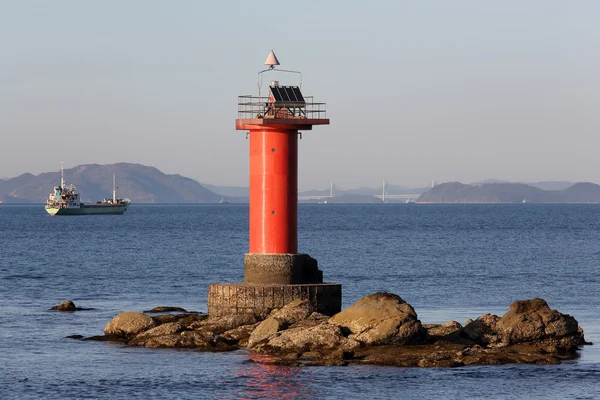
<box><xmin>264</xmin><ymin>50</ymin><xmax>280</xmax><ymax>68</ymax></box>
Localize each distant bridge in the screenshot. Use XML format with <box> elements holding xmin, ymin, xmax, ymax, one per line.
<box><xmin>297</xmin><ymin>180</ymin><xmax>423</xmax><ymax>202</ymax></box>
<box><xmin>298</xmin><ymin>194</ymin><xmax>420</xmax><ymax>202</ymax></box>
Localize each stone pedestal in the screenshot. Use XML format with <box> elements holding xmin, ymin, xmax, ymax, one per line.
<box><xmin>244</xmin><ymin>253</ymin><xmax>323</xmax><ymax>284</ymax></box>
<box><xmin>208</xmin><ymin>253</ymin><xmax>341</xmax><ymax>317</ymax></box>
<box><xmin>208</xmin><ymin>282</ymin><xmax>342</xmax><ymax>317</ymax></box>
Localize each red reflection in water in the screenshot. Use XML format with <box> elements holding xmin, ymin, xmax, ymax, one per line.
<box><xmin>234</xmin><ymin>353</ymin><xmax>313</xmax><ymax>399</ymax></box>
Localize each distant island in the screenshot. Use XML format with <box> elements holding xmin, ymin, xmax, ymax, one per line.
<box><xmin>0</xmin><ymin>163</ymin><xmax>225</xmax><ymax>204</ymax></box>
<box><xmin>417</xmin><ymin>182</ymin><xmax>600</xmax><ymax>204</ymax></box>
<box><xmin>2</xmin><ymin>164</ymin><xmax>600</xmax><ymax>204</ymax></box>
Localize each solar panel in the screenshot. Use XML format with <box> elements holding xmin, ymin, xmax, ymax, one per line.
<box><xmin>291</xmin><ymin>87</ymin><xmax>305</xmax><ymax>103</ymax></box>
<box><xmin>269</xmin><ymin>86</ymin><xmax>306</xmax><ymax>106</ymax></box>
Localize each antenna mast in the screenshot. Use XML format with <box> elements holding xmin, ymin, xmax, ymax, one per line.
<box><xmin>113</xmin><ymin>175</ymin><xmax>116</xmax><ymax>203</ymax></box>
<box><xmin>60</xmin><ymin>162</ymin><xmax>64</xmax><ymax>188</ymax></box>
<box><xmin>257</xmin><ymin>50</ymin><xmax>302</xmax><ymax>99</ymax></box>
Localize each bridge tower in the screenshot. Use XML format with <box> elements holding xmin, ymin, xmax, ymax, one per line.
<box><xmin>208</xmin><ymin>51</ymin><xmax>341</xmax><ymax>317</ymax></box>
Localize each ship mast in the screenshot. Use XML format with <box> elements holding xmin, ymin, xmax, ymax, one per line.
<box><xmin>113</xmin><ymin>175</ymin><xmax>116</xmax><ymax>203</ymax></box>
<box><xmin>60</xmin><ymin>162</ymin><xmax>64</xmax><ymax>188</ymax></box>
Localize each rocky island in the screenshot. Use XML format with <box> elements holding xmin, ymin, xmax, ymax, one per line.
<box><xmin>74</xmin><ymin>293</ymin><xmax>590</xmax><ymax>368</ymax></box>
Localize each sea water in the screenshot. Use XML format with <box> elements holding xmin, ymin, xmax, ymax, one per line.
<box><xmin>0</xmin><ymin>204</ymin><xmax>599</xmax><ymax>399</ymax></box>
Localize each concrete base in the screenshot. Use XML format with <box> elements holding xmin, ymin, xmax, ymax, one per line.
<box><xmin>208</xmin><ymin>283</ymin><xmax>342</xmax><ymax>317</ymax></box>
<box><xmin>244</xmin><ymin>253</ymin><xmax>323</xmax><ymax>284</ymax></box>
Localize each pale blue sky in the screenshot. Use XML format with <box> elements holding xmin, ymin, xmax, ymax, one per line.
<box><xmin>1</xmin><ymin>0</ymin><xmax>599</xmax><ymax>189</ymax></box>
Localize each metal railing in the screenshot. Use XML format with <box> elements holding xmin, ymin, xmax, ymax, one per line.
<box><xmin>238</xmin><ymin>95</ymin><xmax>327</xmax><ymax>120</ymax></box>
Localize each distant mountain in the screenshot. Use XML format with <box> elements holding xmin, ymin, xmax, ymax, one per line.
<box><xmin>386</xmin><ymin>184</ymin><xmax>429</xmax><ymax>195</ymax></box>
<box><xmin>418</xmin><ymin>182</ymin><xmax>600</xmax><ymax>203</ymax></box>
<box><xmin>529</xmin><ymin>181</ymin><xmax>574</xmax><ymax>191</ymax></box>
<box><xmin>470</xmin><ymin>180</ymin><xmax>575</xmax><ymax>191</ymax></box>
<box><xmin>557</xmin><ymin>182</ymin><xmax>600</xmax><ymax>202</ymax></box>
<box><xmin>1</xmin><ymin>163</ymin><xmax>223</xmax><ymax>203</ymax></box>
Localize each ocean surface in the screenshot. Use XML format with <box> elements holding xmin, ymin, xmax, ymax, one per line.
<box><xmin>1</xmin><ymin>204</ymin><xmax>599</xmax><ymax>399</ymax></box>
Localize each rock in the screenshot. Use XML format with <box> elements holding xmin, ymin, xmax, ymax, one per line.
<box><xmin>177</xmin><ymin>331</ymin><xmax>225</xmax><ymax>349</ymax></box>
<box><xmin>51</xmin><ymin>300</ymin><xmax>95</xmax><ymax>311</ymax></box>
<box><xmin>143</xmin><ymin>306</ymin><xmax>188</xmax><ymax>313</ymax></box>
<box><xmin>329</xmin><ymin>292</ymin><xmax>427</xmax><ymax>345</ymax></box>
<box><xmin>153</xmin><ymin>313</ymin><xmax>206</xmax><ymax>326</ymax></box>
<box><xmin>263</xmin><ymin>324</ymin><xmax>358</xmax><ymax>353</ymax></box>
<box><xmin>496</xmin><ymin>298</ymin><xmax>581</xmax><ymax>346</ymax></box>
<box><xmin>248</xmin><ymin>317</ymin><xmax>283</xmax><ymax>348</ymax></box>
<box><xmin>89</xmin><ymin>296</ymin><xmax>589</xmax><ymax>368</ymax></box>
<box><xmin>464</xmin><ymin>314</ymin><xmax>501</xmax><ymax>344</ymax></box>
<box><xmin>308</xmin><ymin>312</ymin><xmax>330</xmax><ymax>321</ymax></box>
<box><xmin>190</xmin><ymin>314</ymin><xmax>258</xmax><ymax>334</ymax></box>
<box><xmin>221</xmin><ymin>323</ymin><xmax>259</xmax><ymax>347</ymax></box>
<box><xmin>65</xmin><ymin>335</ymin><xmax>84</xmax><ymax>340</ymax></box>
<box><xmin>143</xmin><ymin>334</ymin><xmax>181</xmax><ymax>348</ymax></box>
<box><xmin>426</xmin><ymin>321</ymin><xmax>463</xmax><ymax>341</ymax></box>
<box><xmin>129</xmin><ymin>322</ymin><xmax>185</xmax><ymax>346</ymax></box>
<box><xmin>418</xmin><ymin>350</ymin><xmax>464</xmax><ymax>368</ymax></box>
<box><xmin>53</xmin><ymin>300</ymin><xmax>77</xmax><ymax>311</ymax></box>
<box><xmin>326</xmin><ymin>349</ymin><xmax>355</xmax><ymax>361</ymax></box>
<box><xmin>104</xmin><ymin>312</ymin><xmax>156</xmax><ymax>338</ymax></box>
<box><xmin>270</xmin><ymin>299</ymin><xmax>314</xmax><ymax>326</ymax></box>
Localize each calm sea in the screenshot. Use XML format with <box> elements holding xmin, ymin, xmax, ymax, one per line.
<box><xmin>1</xmin><ymin>204</ymin><xmax>599</xmax><ymax>399</ymax></box>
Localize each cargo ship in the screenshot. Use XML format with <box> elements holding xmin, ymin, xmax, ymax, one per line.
<box><xmin>45</xmin><ymin>164</ymin><xmax>130</xmax><ymax>216</ymax></box>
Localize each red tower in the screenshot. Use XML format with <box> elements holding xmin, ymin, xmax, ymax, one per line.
<box><xmin>208</xmin><ymin>51</ymin><xmax>341</xmax><ymax>317</ymax></box>
<box><xmin>238</xmin><ymin>51</ymin><xmax>328</xmax><ymax>284</ymax></box>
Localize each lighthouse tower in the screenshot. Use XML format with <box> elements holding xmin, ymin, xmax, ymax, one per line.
<box><xmin>208</xmin><ymin>51</ymin><xmax>341</xmax><ymax>317</ymax></box>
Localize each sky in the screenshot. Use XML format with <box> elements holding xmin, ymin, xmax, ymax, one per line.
<box><xmin>1</xmin><ymin>0</ymin><xmax>599</xmax><ymax>190</ymax></box>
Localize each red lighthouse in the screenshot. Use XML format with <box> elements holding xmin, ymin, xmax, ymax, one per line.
<box><xmin>208</xmin><ymin>51</ymin><xmax>341</xmax><ymax>317</ymax></box>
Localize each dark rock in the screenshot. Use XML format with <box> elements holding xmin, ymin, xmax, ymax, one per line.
<box><xmin>220</xmin><ymin>323</ymin><xmax>259</xmax><ymax>347</ymax></box>
<box><xmin>65</xmin><ymin>335</ymin><xmax>84</xmax><ymax>340</ymax></box>
<box><xmin>51</xmin><ymin>300</ymin><xmax>77</xmax><ymax>311</ymax></box>
<box><xmin>329</xmin><ymin>292</ymin><xmax>427</xmax><ymax>345</ymax></box>
<box><xmin>308</xmin><ymin>312</ymin><xmax>330</xmax><ymax>321</ymax></box>
<box><xmin>143</xmin><ymin>306</ymin><xmax>188</xmax><ymax>313</ymax></box>
<box><xmin>153</xmin><ymin>313</ymin><xmax>206</xmax><ymax>325</ymax></box>
<box><xmin>83</xmin><ymin>335</ymin><xmax>127</xmax><ymax>343</ymax></box>
<box><xmin>418</xmin><ymin>350</ymin><xmax>464</xmax><ymax>368</ymax></box>
<box><xmin>51</xmin><ymin>300</ymin><xmax>94</xmax><ymax>312</ymax></box>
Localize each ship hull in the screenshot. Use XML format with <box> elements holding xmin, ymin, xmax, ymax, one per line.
<box><xmin>46</xmin><ymin>204</ymin><xmax>129</xmax><ymax>216</ymax></box>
